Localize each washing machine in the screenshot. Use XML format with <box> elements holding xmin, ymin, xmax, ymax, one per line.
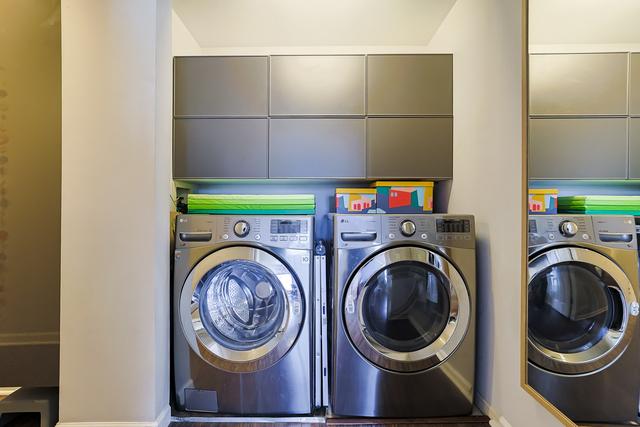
<box><xmin>173</xmin><ymin>214</ymin><xmax>314</xmax><ymax>414</ymax></box>
<box><xmin>528</xmin><ymin>215</ymin><xmax>640</xmax><ymax>425</ymax></box>
<box><xmin>331</xmin><ymin>214</ymin><xmax>476</xmax><ymax>417</ymax></box>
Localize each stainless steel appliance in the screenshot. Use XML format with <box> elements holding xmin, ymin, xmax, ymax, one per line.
<box><xmin>331</xmin><ymin>214</ymin><xmax>476</xmax><ymax>417</ymax></box>
<box><xmin>528</xmin><ymin>215</ymin><xmax>640</xmax><ymax>425</ymax></box>
<box><xmin>173</xmin><ymin>215</ymin><xmax>314</xmax><ymax>414</ymax></box>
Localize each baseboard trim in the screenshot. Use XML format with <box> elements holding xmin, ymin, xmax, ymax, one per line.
<box><xmin>475</xmin><ymin>394</ymin><xmax>513</xmax><ymax>427</ymax></box>
<box><xmin>57</xmin><ymin>405</ymin><xmax>171</xmax><ymax>427</ymax></box>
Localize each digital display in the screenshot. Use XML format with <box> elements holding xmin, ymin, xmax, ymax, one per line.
<box><xmin>436</xmin><ymin>219</ymin><xmax>471</xmax><ymax>233</ymax></box>
<box><xmin>528</xmin><ymin>220</ymin><xmax>538</xmax><ymax>233</ymax></box>
<box><xmin>271</xmin><ymin>219</ymin><xmax>305</xmax><ymax>234</ymax></box>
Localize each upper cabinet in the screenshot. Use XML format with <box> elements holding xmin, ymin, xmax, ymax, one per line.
<box><xmin>630</xmin><ymin>118</ymin><xmax>640</xmax><ymax>179</ymax></box>
<box><xmin>630</xmin><ymin>54</ymin><xmax>640</xmax><ymax>116</ymax></box>
<box><xmin>528</xmin><ymin>52</ymin><xmax>640</xmax><ymax>180</ymax></box>
<box><xmin>270</xmin><ymin>56</ymin><xmax>365</xmax><ymax>116</ymax></box>
<box><xmin>174</xmin><ymin>56</ymin><xmax>268</xmax><ymax>117</ymax></box>
<box><xmin>529</xmin><ymin>118</ymin><xmax>628</xmax><ymax>180</ymax></box>
<box><xmin>174</xmin><ymin>118</ymin><xmax>268</xmax><ymax>179</ymax></box>
<box><xmin>530</xmin><ymin>53</ymin><xmax>628</xmax><ymax>116</ymax></box>
<box><xmin>367</xmin><ymin>118</ymin><xmax>453</xmax><ymax>179</ymax></box>
<box><xmin>269</xmin><ymin>119</ymin><xmax>366</xmax><ymax>178</ymax></box>
<box><xmin>173</xmin><ymin>54</ymin><xmax>453</xmax><ymax>179</ymax></box>
<box><xmin>367</xmin><ymin>55</ymin><xmax>453</xmax><ymax>116</ymax></box>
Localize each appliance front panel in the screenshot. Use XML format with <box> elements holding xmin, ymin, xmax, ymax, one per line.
<box><xmin>528</xmin><ymin>246</ymin><xmax>639</xmax><ymax>374</ymax></box>
<box><xmin>180</xmin><ymin>246</ymin><xmax>305</xmax><ymax>373</ymax></box>
<box><xmin>343</xmin><ymin>245</ymin><xmax>471</xmax><ymax>373</ymax></box>
<box><xmin>172</xmin><ymin>243</ymin><xmax>313</xmax><ymax>415</ymax></box>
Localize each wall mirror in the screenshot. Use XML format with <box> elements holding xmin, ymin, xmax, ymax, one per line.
<box><xmin>524</xmin><ymin>1</ymin><xmax>640</xmax><ymax>425</ymax></box>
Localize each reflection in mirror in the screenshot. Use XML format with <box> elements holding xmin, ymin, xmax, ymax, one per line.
<box><xmin>526</xmin><ymin>1</ymin><xmax>640</xmax><ymax>425</ymax></box>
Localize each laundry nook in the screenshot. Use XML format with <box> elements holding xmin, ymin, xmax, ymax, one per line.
<box><xmin>1</xmin><ymin>1</ymin><xmax>639</xmax><ymax>427</ymax></box>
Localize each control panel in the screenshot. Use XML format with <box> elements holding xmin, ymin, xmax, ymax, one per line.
<box><xmin>529</xmin><ymin>215</ymin><xmax>637</xmax><ymax>250</ymax></box>
<box><xmin>335</xmin><ymin>214</ymin><xmax>475</xmax><ymax>249</ymax></box>
<box><xmin>176</xmin><ymin>215</ymin><xmax>313</xmax><ymax>249</ymax></box>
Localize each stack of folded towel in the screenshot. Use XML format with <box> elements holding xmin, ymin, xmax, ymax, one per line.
<box><xmin>558</xmin><ymin>196</ymin><xmax>640</xmax><ymax>216</ymax></box>
<box><xmin>187</xmin><ymin>194</ymin><xmax>316</xmax><ymax>214</ymax></box>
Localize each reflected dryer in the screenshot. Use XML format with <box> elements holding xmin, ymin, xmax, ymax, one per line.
<box><xmin>528</xmin><ymin>215</ymin><xmax>640</xmax><ymax>425</ymax></box>
<box><xmin>172</xmin><ymin>215</ymin><xmax>314</xmax><ymax>414</ymax></box>
<box><xmin>331</xmin><ymin>214</ymin><xmax>476</xmax><ymax>417</ymax></box>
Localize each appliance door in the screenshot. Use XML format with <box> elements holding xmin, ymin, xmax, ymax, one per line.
<box><xmin>180</xmin><ymin>246</ymin><xmax>304</xmax><ymax>373</ymax></box>
<box><xmin>343</xmin><ymin>246</ymin><xmax>471</xmax><ymax>373</ymax></box>
<box><xmin>528</xmin><ymin>246</ymin><xmax>639</xmax><ymax>375</ymax></box>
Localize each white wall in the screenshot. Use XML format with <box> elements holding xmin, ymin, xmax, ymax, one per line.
<box><xmin>172</xmin><ymin>0</ymin><xmax>456</xmax><ymax>49</ymax></box>
<box><xmin>172</xmin><ymin>9</ymin><xmax>201</xmax><ymax>55</ymax></box>
<box><xmin>530</xmin><ymin>0</ymin><xmax>640</xmax><ymax>53</ymax></box>
<box><xmin>427</xmin><ymin>1</ymin><xmax>562</xmax><ymax>426</ymax></box>
<box><xmin>59</xmin><ymin>0</ymin><xmax>171</xmax><ymax>425</ymax></box>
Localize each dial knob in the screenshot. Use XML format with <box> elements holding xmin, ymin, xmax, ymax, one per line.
<box><xmin>400</xmin><ymin>220</ymin><xmax>417</xmax><ymax>237</ymax></box>
<box><xmin>559</xmin><ymin>221</ymin><xmax>578</xmax><ymax>237</ymax></box>
<box><xmin>233</xmin><ymin>220</ymin><xmax>250</xmax><ymax>238</ymax></box>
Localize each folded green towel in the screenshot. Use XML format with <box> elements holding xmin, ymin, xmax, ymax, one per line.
<box><xmin>189</xmin><ymin>208</ymin><xmax>316</xmax><ymax>215</ymax></box>
<box><xmin>559</xmin><ymin>209</ymin><xmax>640</xmax><ymax>216</ymax></box>
<box><xmin>187</xmin><ymin>194</ymin><xmax>316</xmax><ymax>215</ymax></box>
<box><xmin>189</xmin><ymin>194</ymin><xmax>315</xmax><ymax>202</ymax></box>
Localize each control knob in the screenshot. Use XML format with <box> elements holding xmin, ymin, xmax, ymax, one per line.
<box><xmin>559</xmin><ymin>221</ymin><xmax>578</xmax><ymax>237</ymax></box>
<box><xmin>234</xmin><ymin>220</ymin><xmax>250</xmax><ymax>238</ymax></box>
<box><xmin>400</xmin><ymin>220</ymin><xmax>417</xmax><ymax>237</ymax></box>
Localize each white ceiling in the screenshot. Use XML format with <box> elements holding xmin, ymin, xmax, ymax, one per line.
<box><xmin>530</xmin><ymin>0</ymin><xmax>640</xmax><ymax>45</ymax></box>
<box><xmin>172</xmin><ymin>0</ymin><xmax>457</xmax><ymax>48</ymax></box>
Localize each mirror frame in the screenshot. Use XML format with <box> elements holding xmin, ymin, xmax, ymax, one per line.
<box><xmin>520</xmin><ymin>1</ymin><xmax>579</xmax><ymax>425</ymax></box>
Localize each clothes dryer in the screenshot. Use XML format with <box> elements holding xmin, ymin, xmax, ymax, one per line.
<box><xmin>528</xmin><ymin>215</ymin><xmax>640</xmax><ymax>424</ymax></box>
<box><xmin>331</xmin><ymin>214</ymin><xmax>476</xmax><ymax>417</ymax></box>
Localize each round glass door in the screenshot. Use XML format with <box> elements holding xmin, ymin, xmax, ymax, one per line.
<box><xmin>344</xmin><ymin>246</ymin><xmax>471</xmax><ymax>373</ymax></box>
<box><xmin>198</xmin><ymin>260</ymin><xmax>286</xmax><ymax>351</ymax></box>
<box><xmin>362</xmin><ymin>261</ymin><xmax>451</xmax><ymax>353</ymax></box>
<box><xmin>528</xmin><ymin>247</ymin><xmax>638</xmax><ymax>374</ymax></box>
<box><xmin>180</xmin><ymin>246</ymin><xmax>304</xmax><ymax>373</ymax></box>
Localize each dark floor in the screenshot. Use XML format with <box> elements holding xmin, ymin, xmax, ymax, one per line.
<box><xmin>169</xmin><ymin>415</ymin><xmax>491</xmax><ymax>427</ymax></box>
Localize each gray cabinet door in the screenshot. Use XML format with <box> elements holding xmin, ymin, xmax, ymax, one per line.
<box><xmin>174</xmin><ymin>56</ymin><xmax>268</xmax><ymax>117</ymax></box>
<box><xmin>530</xmin><ymin>53</ymin><xmax>628</xmax><ymax>116</ymax></box>
<box><xmin>529</xmin><ymin>118</ymin><xmax>627</xmax><ymax>179</ymax></box>
<box><xmin>270</xmin><ymin>56</ymin><xmax>365</xmax><ymax>116</ymax></box>
<box><xmin>367</xmin><ymin>118</ymin><xmax>453</xmax><ymax>179</ymax></box>
<box><xmin>174</xmin><ymin>119</ymin><xmax>268</xmax><ymax>178</ymax></box>
<box><xmin>269</xmin><ymin>119</ymin><xmax>365</xmax><ymax>178</ymax></box>
<box><xmin>630</xmin><ymin>118</ymin><xmax>640</xmax><ymax>179</ymax></box>
<box><xmin>630</xmin><ymin>54</ymin><xmax>640</xmax><ymax>116</ymax></box>
<box><xmin>367</xmin><ymin>55</ymin><xmax>453</xmax><ymax>116</ymax></box>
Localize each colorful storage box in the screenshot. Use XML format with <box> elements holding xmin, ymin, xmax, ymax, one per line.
<box><xmin>528</xmin><ymin>189</ymin><xmax>558</xmax><ymax>214</ymax></box>
<box><xmin>336</xmin><ymin>188</ymin><xmax>377</xmax><ymax>213</ymax></box>
<box><xmin>372</xmin><ymin>181</ymin><xmax>434</xmax><ymax>214</ymax></box>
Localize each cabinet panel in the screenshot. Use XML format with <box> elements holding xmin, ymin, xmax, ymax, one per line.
<box><xmin>630</xmin><ymin>54</ymin><xmax>640</xmax><ymax>116</ymax></box>
<box><xmin>630</xmin><ymin>118</ymin><xmax>640</xmax><ymax>179</ymax></box>
<box><xmin>269</xmin><ymin>119</ymin><xmax>365</xmax><ymax>178</ymax></box>
<box><xmin>529</xmin><ymin>118</ymin><xmax>627</xmax><ymax>179</ymax></box>
<box><xmin>174</xmin><ymin>119</ymin><xmax>268</xmax><ymax>178</ymax></box>
<box><xmin>367</xmin><ymin>118</ymin><xmax>453</xmax><ymax>179</ymax></box>
<box><xmin>530</xmin><ymin>53</ymin><xmax>628</xmax><ymax>116</ymax></box>
<box><xmin>174</xmin><ymin>56</ymin><xmax>268</xmax><ymax>116</ymax></box>
<box><xmin>367</xmin><ymin>55</ymin><xmax>453</xmax><ymax>116</ymax></box>
<box><xmin>270</xmin><ymin>56</ymin><xmax>365</xmax><ymax>115</ymax></box>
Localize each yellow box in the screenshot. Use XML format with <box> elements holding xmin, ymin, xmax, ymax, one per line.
<box><xmin>529</xmin><ymin>189</ymin><xmax>559</xmax><ymax>214</ymax></box>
